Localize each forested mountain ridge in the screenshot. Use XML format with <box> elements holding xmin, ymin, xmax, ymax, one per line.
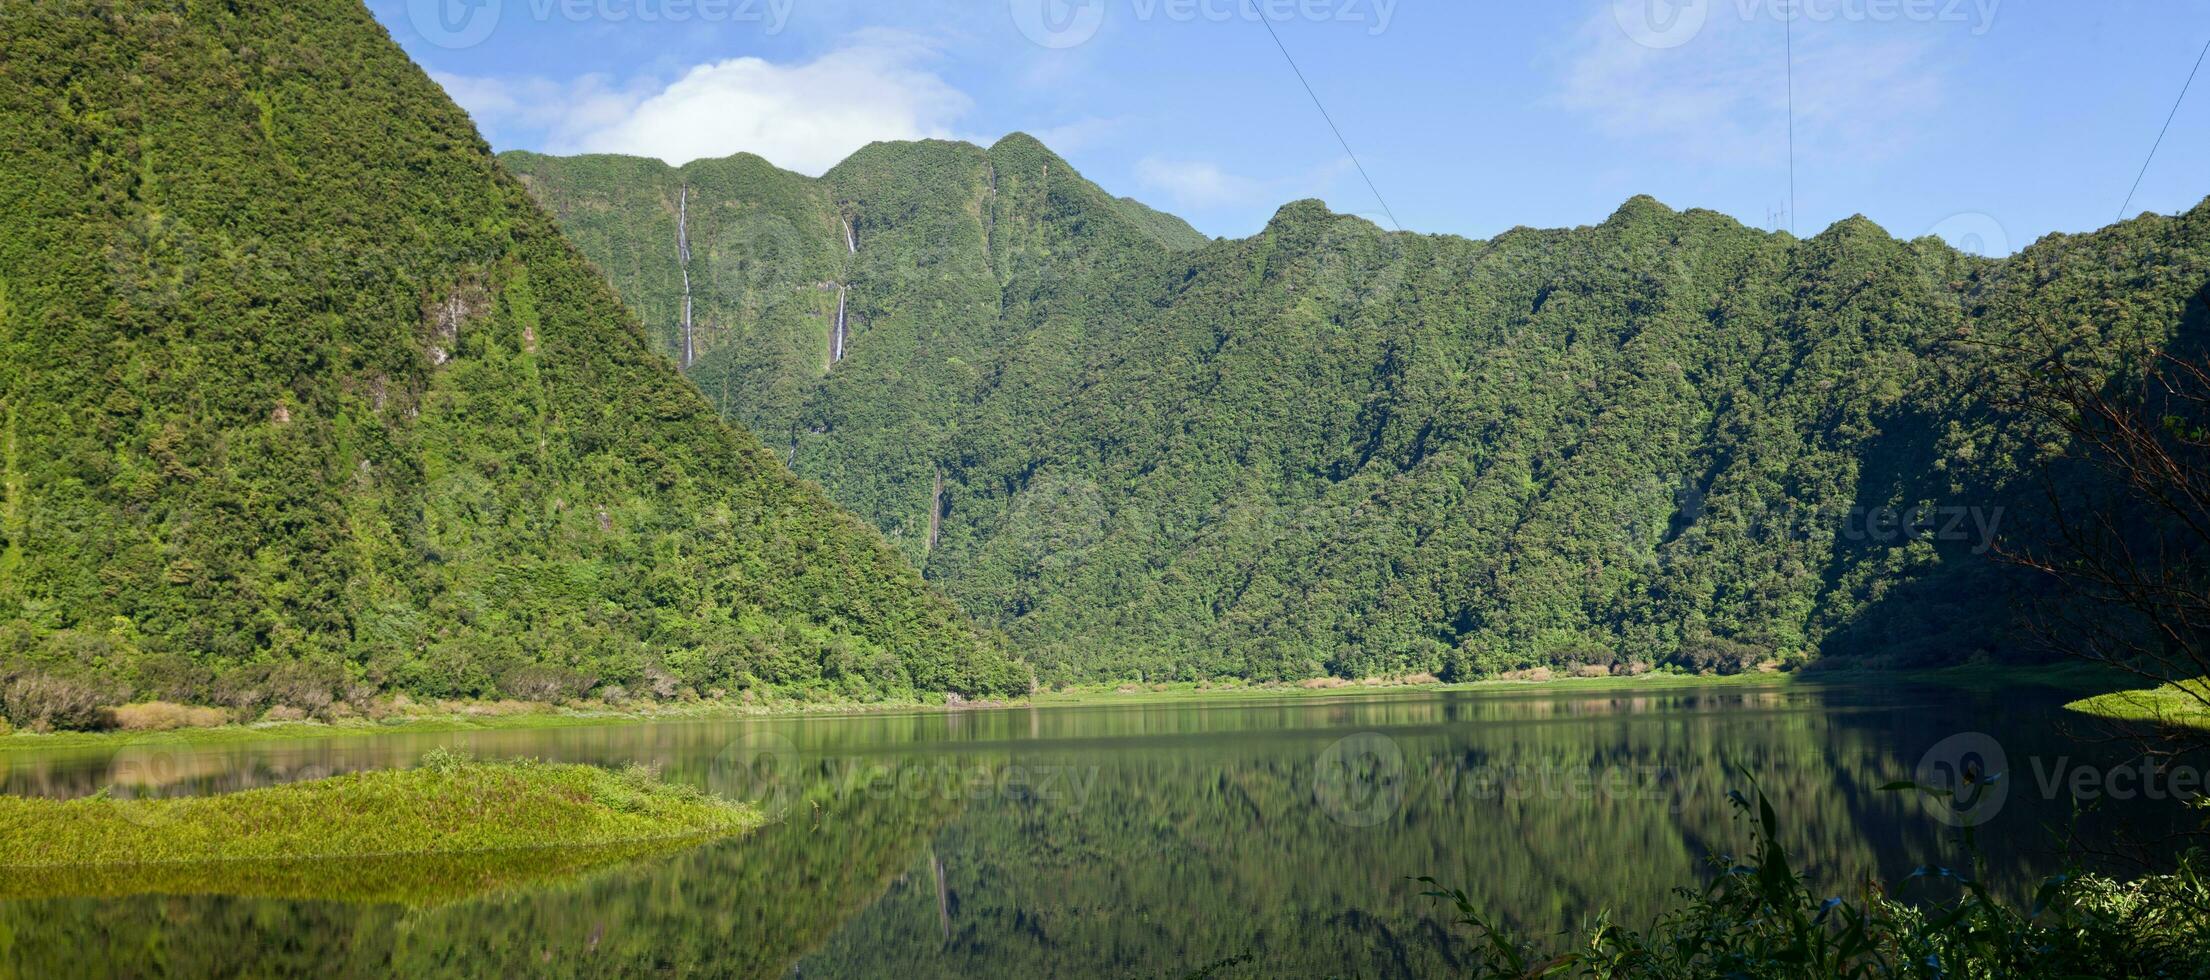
<box><xmin>501</xmin><ymin>136</ymin><xmax>1210</xmax><ymax>566</ymax></box>
<box><xmin>515</xmin><ymin>137</ymin><xmax>2210</xmax><ymax>684</ymax></box>
<box><xmin>0</xmin><ymin>0</ymin><xmax>1027</xmax><ymax>716</ymax></box>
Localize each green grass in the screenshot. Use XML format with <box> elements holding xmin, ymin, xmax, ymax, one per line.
<box><xmin>2067</xmin><ymin>680</ymin><xmax>2210</xmax><ymax>731</ymax></box>
<box><xmin>0</xmin><ymin>751</ymin><xmax>759</xmax><ymax>906</ymax></box>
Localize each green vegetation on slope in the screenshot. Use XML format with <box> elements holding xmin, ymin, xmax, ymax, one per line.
<box><xmin>0</xmin><ymin>750</ymin><xmax>756</xmax><ymax>906</ymax></box>
<box><xmin>2069</xmin><ymin>680</ymin><xmax>2210</xmax><ymax>731</ymax></box>
<box><xmin>502</xmin><ymin>134</ymin><xmax>1211</xmax><ymax>567</ymax></box>
<box><xmin>512</xmin><ymin>138</ymin><xmax>2210</xmax><ymax>684</ymax></box>
<box><xmin>0</xmin><ymin>0</ymin><xmax>1027</xmax><ymax>727</ymax></box>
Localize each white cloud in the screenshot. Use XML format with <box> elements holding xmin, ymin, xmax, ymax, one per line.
<box><xmin>1135</xmin><ymin>157</ymin><xmax>1266</xmax><ymax>209</ymax></box>
<box><xmin>1027</xmin><ymin>116</ymin><xmax>1130</xmax><ymax>154</ymax></box>
<box><xmin>438</xmin><ymin>34</ymin><xmax>974</xmax><ymax>175</ymax></box>
<box><xmin>1134</xmin><ymin>155</ymin><xmax>1365</xmax><ymax>224</ymax></box>
<box><xmin>433</xmin><ymin>72</ymin><xmax>650</xmax><ymax>144</ymax></box>
<box><xmin>1553</xmin><ymin>8</ymin><xmax>1946</xmax><ymax>165</ymax></box>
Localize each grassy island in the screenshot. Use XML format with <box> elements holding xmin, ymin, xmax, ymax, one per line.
<box><xmin>2067</xmin><ymin>680</ymin><xmax>2210</xmax><ymax>731</ymax></box>
<box><xmin>0</xmin><ymin>752</ymin><xmax>758</xmax><ymax>906</ymax></box>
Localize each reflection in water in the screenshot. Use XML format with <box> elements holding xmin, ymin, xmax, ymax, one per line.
<box><xmin>4</xmin><ymin>839</ymin><xmax>726</xmax><ymax>909</ymax></box>
<box><xmin>0</xmin><ymin>683</ymin><xmax>2190</xmax><ymax>977</ymax></box>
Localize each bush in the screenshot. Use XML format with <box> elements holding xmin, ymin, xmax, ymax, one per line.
<box><xmin>1554</xmin><ymin>640</ymin><xmax>1619</xmax><ymax>673</ymax></box>
<box><xmin>640</xmin><ymin>663</ymin><xmax>681</xmax><ymax>701</ymax></box>
<box><xmin>266</xmin><ymin>661</ymin><xmax>342</xmax><ymax>716</ymax></box>
<box><xmin>419</xmin><ymin>747</ymin><xmax>469</xmax><ymax>774</ymax></box>
<box><xmin>1</xmin><ymin>673</ymin><xmax>117</xmax><ymax>732</ymax></box>
<box><xmin>110</xmin><ymin>702</ymin><xmax>229</xmax><ymax>731</ymax></box>
<box><xmin>1673</xmin><ymin>636</ymin><xmax>1770</xmax><ymax>675</ymax></box>
<box><xmin>128</xmin><ymin>653</ymin><xmax>217</xmax><ymax>704</ymax></box>
<box><xmin>497</xmin><ymin>665</ymin><xmax>599</xmax><ymax>702</ymax></box>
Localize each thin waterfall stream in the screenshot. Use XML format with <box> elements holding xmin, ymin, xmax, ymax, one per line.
<box><xmin>677</xmin><ymin>186</ymin><xmax>695</xmax><ymax>367</ymax></box>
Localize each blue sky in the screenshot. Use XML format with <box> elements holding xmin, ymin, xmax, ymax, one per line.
<box><xmin>375</xmin><ymin>0</ymin><xmax>2210</xmax><ymax>253</ymax></box>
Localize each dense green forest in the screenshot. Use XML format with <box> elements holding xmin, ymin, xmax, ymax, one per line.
<box><xmin>0</xmin><ymin>0</ymin><xmax>1029</xmax><ymax>725</ymax></box>
<box><xmin>509</xmin><ymin>142</ymin><xmax>2210</xmax><ymax>684</ymax></box>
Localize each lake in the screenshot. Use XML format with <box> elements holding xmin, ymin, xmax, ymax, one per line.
<box><xmin>0</xmin><ymin>680</ymin><xmax>2191</xmax><ymax>977</ymax></box>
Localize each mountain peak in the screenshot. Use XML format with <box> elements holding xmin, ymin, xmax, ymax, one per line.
<box><xmin>1606</xmin><ymin>195</ymin><xmax>1678</xmax><ymax>226</ymax></box>
<box><xmin>1266</xmin><ymin>199</ymin><xmax>1340</xmax><ymax>230</ymax></box>
<box><xmin>990</xmin><ymin>131</ymin><xmax>1051</xmax><ymax>155</ymax></box>
<box><xmin>2</xmin><ymin>0</ymin><xmax>1025</xmax><ymax>707</ymax></box>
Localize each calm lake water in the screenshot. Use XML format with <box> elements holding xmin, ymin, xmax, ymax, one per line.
<box><xmin>0</xmin><ymin>681</ymin><xmax>2191</xmax><ymax>977</ymax></box>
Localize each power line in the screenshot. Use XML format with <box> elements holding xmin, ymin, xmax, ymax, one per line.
<box><xmin>2118</xmin><ymin>36</ymin><xmax>2210</xmax><ymax>222</ymax></box>
<box><xmin>1249</xmin><ymin>7</ymin><xmax>1403</xmax><ymax>232</ymax></box>
<box><xmin>1784</xmin><ymin>5</ymin><xmax>1797</xmax><ymax>236</ymax></box>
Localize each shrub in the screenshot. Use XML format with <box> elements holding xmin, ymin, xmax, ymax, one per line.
<box><xmin>1</xmin><ymin>673</ymin><xmax>117</xmax><ymax>732</ymax></box>
<box><xmin>128</xmin><ymin>653</ymin><xmax>217</xmax><ymax>704</ymax></box>
<box><xmin>498</xmin><ymin>665</ymin><xmax>598</xmax><ymax>702</ymax></box>
<box><xmin>266</xmin><ymin>661</ymin><xmax>341</xmax><ymax>716</ymax></box>
<box><xmin>111</xmin><ymin>702</ymin><xmax>229</xmax><ymax>731</ymax></box>
<box><xmin>262</xmin><ymin>706</ymin><xmax>310</xmax><ymax>723</ymax></box>
<box><xmin>1673</xmin><ymin>636</ymin><xmax>1770</xmax><ymax>675</ymax></box>
<box><xmin>1554</xmin><ymin>640</ymin><xmax>1619</xmax><ymax>672</ymax></box>
<box><xmin>210</xmin><ymin>666</ymin><xmax>271</xmax><ymax>713</ymax></box>
<box><xmin>640</xmin><ymin>663</ymin><xmax>681</xmax><ymax>701</ymax></box>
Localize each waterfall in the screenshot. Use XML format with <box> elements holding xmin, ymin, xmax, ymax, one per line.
<box><xmin>677</xmin><ymin>186</ymin><xmax>695</xmax><ymax>367</ymax></box>
<box><xmin>831</xmin><ymin>285</ymin><xmax>848</xmax><ymax>365</ymax></box>
<box><xmin>827</xmin><ymin>216</ymin><xmax>854</xmax><ymax>370</ymax></box>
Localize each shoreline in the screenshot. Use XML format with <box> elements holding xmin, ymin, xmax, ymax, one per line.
<box><xmin>0</xmin><ymin>661</ymin><xmax>2131</xmax><ymax>754</ymax></box>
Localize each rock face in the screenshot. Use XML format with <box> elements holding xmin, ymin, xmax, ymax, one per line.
<box><xmin>0</xmin><ymin>0</ymin><xmax>1025</xmax><ymax>706</ymax></box>
<box><xmin>510</xmin><ymin>132</ymin><xmax>2210</xmax><ymax>686</ymax></box>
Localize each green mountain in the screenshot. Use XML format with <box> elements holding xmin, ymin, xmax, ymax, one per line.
<box><xmin>511</xmin><ymin>141</ymin><xmax>2210</xmax><ymax>685</ymax></box>
<box><xmin>501</xmin><ymin>135</ymin><xmax>1209</xmax><ymax>564</ymax></box>
<box><xmin>0</xmin><ymin>0</ymin><xmax>1027</xmax><ymax>717</ymax></box>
